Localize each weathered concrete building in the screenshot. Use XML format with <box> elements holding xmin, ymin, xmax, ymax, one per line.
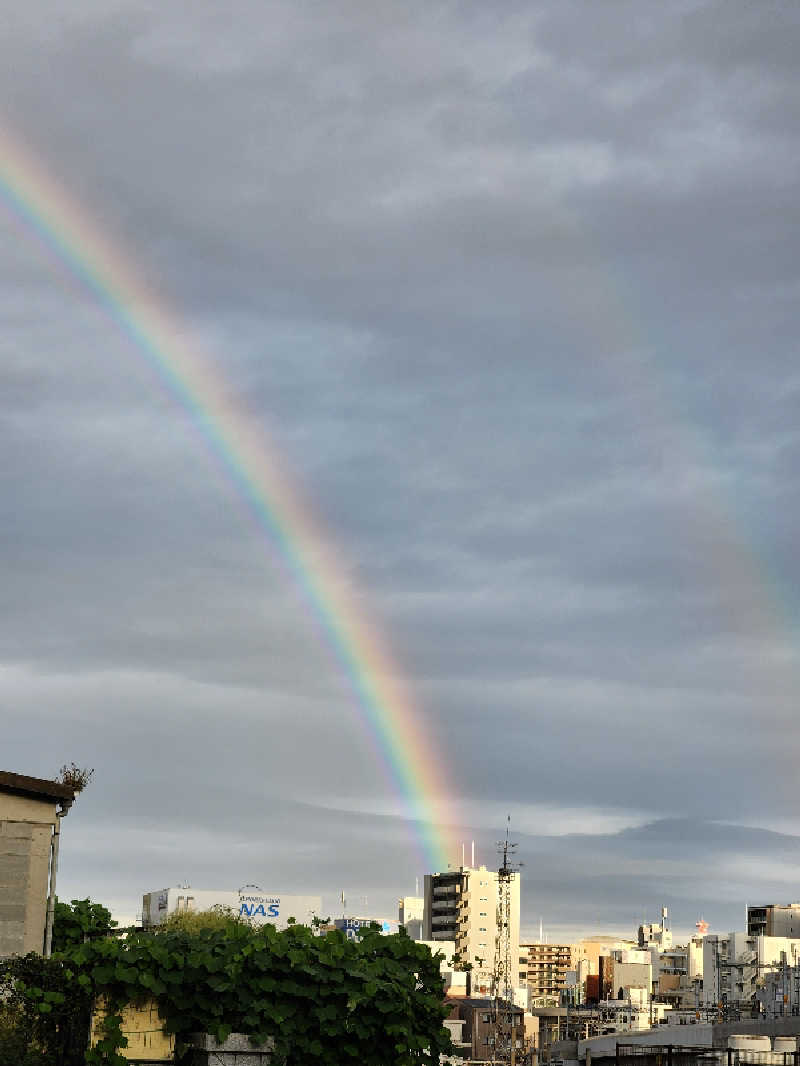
<box><xmin>0</xmin><ymin>770</ymin><xmax>74</xmax><ymax>957</ymax></box>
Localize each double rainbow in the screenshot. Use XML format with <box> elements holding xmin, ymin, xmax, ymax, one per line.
<box><xmin>0</xmin><ymin>127</ymin><xmax>452</xmax><ymax>872</ymax></box>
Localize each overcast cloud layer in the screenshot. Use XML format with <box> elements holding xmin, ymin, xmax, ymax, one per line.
<box><xmin>1</xmin><ymin>1</ymin><xmax>799</xmax><ymax>939</ymax></box>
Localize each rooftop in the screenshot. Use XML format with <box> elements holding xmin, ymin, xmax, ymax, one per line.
<box><xmin>0</xmin><ymin>769</ymin><xmax>74</xmax><ymax>803</ymax></box>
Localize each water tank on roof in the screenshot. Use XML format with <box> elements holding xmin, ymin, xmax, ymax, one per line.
<box><xmin>774</xmin><ymin>1038</ymin><xmax>798</xmax><ymax>1053</ymax></box>
<box><xmin>727</xmin><ymin>1035</ymin><xmax>772</xmax><ymax>1051</ymax></box>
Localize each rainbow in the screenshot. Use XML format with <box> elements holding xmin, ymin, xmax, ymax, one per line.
<box><xmin>0</xmin><ymin>126</ymin><xmax>453</xmax><ymax>872</ymax></box>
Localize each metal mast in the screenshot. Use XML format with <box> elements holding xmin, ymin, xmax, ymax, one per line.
<box><xmin>492</xmin><ymin>817</ymin><xmax>522</xmax><ymax>1063</ymax></box>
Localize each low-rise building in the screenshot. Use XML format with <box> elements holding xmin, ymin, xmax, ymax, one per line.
<box><xmin>0</xmin><ymin>770</ymin><xmax>75</xmax><ymax>957</ymax></box>
<box><xmin>447</xmin><ymin>998</ymin><xmax>527</xmax><ymax>1061</ymax></box>
<box><xmin>141</xmin><ymin>886</ymin><xmax>321</xmax><ymax>930</ymax></box>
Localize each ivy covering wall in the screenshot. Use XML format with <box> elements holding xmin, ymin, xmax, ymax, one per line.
<box><xmin>1</xmin><ymin>914</ymin><xmax>452</xmax><ymax>1066</ymax></box>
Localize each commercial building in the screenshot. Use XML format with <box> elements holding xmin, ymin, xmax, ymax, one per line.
<box><xmin>0</xmin><ymin>770</ymin><xmax>75</xmax><ymax>957</ymax></box>
<box><xmin>748</xmin><ymin>904</ymin><xmax>800</xmax><ymax>939</ymax></box>
<box><xmin>520</xmin><ymin>942</ymin><xmax>575</xmax><ymax>1006</ymax></box>
<box><xmin>423</xmin><ymin>865</ymin><xmax>521</xmax><ymax>997</ymax></box>
<box><xmin>141</xmin><ymin>886</ymin><xmax>321</xmax><ymax>930</ymax></box>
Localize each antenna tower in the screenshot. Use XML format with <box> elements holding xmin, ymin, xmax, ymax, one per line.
<box><xmin>492</xmin><ymin>817</ymin><xmax>523</xmax><ymax>1063</ymax></box>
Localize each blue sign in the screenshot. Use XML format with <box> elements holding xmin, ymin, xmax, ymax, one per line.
<box><xmin>239</xmin><ymin>895</ymin><xmax>280</xmax><ymax>919</ymax></box>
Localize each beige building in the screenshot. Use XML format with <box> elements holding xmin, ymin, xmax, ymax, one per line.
<box><xmin>520</xmin><ymin>942</ymin><xmax>575</xmax><ymax>1005</ymax></box>
<box><xmin>0</xmin><ymin>770</ymin><xmax>74</xmax><ymax>957</ymax></box>
<box><xmin>574</xmin><ymin>935</ymin><xmax>636</xmax><ymax>975</ymax></box>
<box><xmin>423</xmin><ymin>865</ymin><xmax>520</xmax><ymax>997</ymax></box>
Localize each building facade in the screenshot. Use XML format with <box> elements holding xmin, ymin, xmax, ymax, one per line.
<box><xmin>748</xmin><ymin>904</ymin><xmax>800</xmax><ymax>939</ymax></box>
<box><xmin>520</xmin><ymin>942</ymin><xmax>575</xmax><ymax>1005</ymax></box>
<box><xmin>142</xmin><ymin>886</ymin><xmax>321</xmax><ymax>930</ymax></box>
<box><xmin>702</xmin><ymin>932</ymin><xmax>800</xmax><ymax>1009</ymax></box>
<box><xmin>447</xmin><ymin>998</ymin><xmax>527</xmax><ymax>1061</ymax></box>
<box><xmin>398</xmin><ymin>895</ymin><xmax>424</xmax><ymax>940</ymax></box>
<box><xmin>423</xmin><ymin>865</ymin><xmax>520</xmax><ymax>997</ymax></box>
<box><xmin>0</xmin><ymin>770</ymin><xmax>74</xmax><ymax>957</ymax></box>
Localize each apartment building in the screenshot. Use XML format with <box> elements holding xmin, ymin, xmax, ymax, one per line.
<box><xmin>423</xmin><ymin>865</ymin><xmax>520</xmax><ymax>996</ymax></box>
<box><xmin>702</xmin><ymin>932</ymin><xmax>800</xmax><ymax>1009</ymax></box>
<box><xmin>748</xmin><ymin>903</ymin><xmax>800</xmax><ymax>938</ymax></box>
<box><xmin>398</xmin><ymin>895</ymin><xmax>424</xmax><ymax>940</ymax></box>
<box><xmin>519</xmin><ymin>942</ymin><xmax>574</xmax><ymax>1005</ymax></box>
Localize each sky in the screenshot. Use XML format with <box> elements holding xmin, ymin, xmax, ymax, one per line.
<box><xmin>1</xmin><ymin>1</ymin><xmax>799</xmax><ymax>943</ymax></box>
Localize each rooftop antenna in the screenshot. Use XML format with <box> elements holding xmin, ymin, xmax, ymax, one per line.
<box><xmin>472</xmin><ymin>839</ymin><xmax>475</xmax><ymax>867</ymax></box>
<box><xmin>462</xmin><ymin>842</ymin><xmax>465</xmax><ymax>867</ymax></box>
<box><xmin>415</xmin><ymin>877</ymin><xmax>419</xmax><ymax>896</ymax></box>
<box><xmin>540</xmin><ymin>917</ymin><xmax>543</xmax><ymax>944</ymax></box>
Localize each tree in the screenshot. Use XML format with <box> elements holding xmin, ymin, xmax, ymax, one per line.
<box><xmin>51</xmin><ymin>898</ymin><xmax>117</xmax><ymax>953</ymax></box>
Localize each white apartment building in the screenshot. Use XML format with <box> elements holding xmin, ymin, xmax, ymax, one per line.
<box><xmin>398</xmin><ymin>895</ymin><xmax>424</xmax><ymax>940</ymax></box>
<box><xmin>423</xmin><ymin>865</ymin><xmax>520</xmax><ymax>997</ymax></box>
<box><xmin>702</xmin><ymin>932</ymin><xmax>800</xmax><ymax>1008</ymax></box>
<box><xmin>638</xmin><ymin>908</ymin><xmax>673</xmax><ymax>951</ymax></box>
<box><xmin>142</xmin><ymin>886</ymin><xmax>321</xmax><ymax>930</ymax></box>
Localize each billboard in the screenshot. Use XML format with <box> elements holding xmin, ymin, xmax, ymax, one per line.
<box><xmin>142</xmin><ymin>887</ymin><xmax>321</xmax><ymax>930</ymax></box>
<box><xmin>334</xmin><ymin>917</ymin><xmax>399</xmax><ymax>940</ymax></box>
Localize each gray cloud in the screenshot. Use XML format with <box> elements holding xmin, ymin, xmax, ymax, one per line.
<box><xmin>1</xmin><ymin>0</ymin><xmax>799</xmax><ymax>933</ymax></box>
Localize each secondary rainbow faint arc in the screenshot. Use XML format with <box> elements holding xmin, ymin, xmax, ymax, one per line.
<box><xmin>0</xmin><ymin>127</ymin><xmax>452</xmax><ymax>872</ymax></box>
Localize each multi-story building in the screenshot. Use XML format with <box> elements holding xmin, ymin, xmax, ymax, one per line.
<box><xmin>423</xmin><ymin>865</ymin><xmax>521</xmax><ymax>997</ymax></box>
<box><xmin>748</xmin><ymin>903</ymin><xmax>800</xmax><ymax>938</ymax></box>
<box><xmin>447</xmin><ymin>998</ymin><xmax>528</xmax><ymax>1061</ymax></box>
<box><xmin>520</xmin><ymin>942</ymin><xmax>574</xmax><ymax>1005</ymax></box>
<box><xmin>702</xmin><ymin>932</ymin><xmax>800</xmax><ymax>1009</ymax></box>
<box><xmin>638</xmin><ymin>907</ymin><xmax>672</xmax><ymax>950</ymax></box>
<box><xmin>398</xmin><ymin>895</ymin><xmax>424</xmax><ymax>940</ymax></box>
<box><xmin>141</xmin><ymin>886</ymin><xmax>321</xmax><ymax>930</ymax></box>
<box><xmin>599</xmin><ymin>949</ymin><xmax>652</xmax><ymax>1003</ymax></box>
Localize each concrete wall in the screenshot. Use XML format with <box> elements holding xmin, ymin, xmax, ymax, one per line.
<box><xmin>0</xmin><ymin>792</ymin><xmax>57</xmax><ymax>957</ymax></box>
<box><xmin>91</xmin><ymin>1000</ymin><xmax>175</xmax><ymax>1062</ymax></box>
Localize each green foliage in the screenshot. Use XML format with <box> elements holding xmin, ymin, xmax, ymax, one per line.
<box><xmin>66</xmin><ymin>920</ymin><xmax>453</xmax><ymax>1066</ymax></box>
<box><xmin>156</xmin><ymin>904</ymin><xmax>244</xmax><ymax>935</ymax></box>
<box><xmin>52</xmin><ymin>897</ymin><xmax>117</xmax><ymax>953</ymax></box>
<box><xmin>0</xmin><ymin>953</ymin><xmax>93</xmax><ymax>1066</ymax></box>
